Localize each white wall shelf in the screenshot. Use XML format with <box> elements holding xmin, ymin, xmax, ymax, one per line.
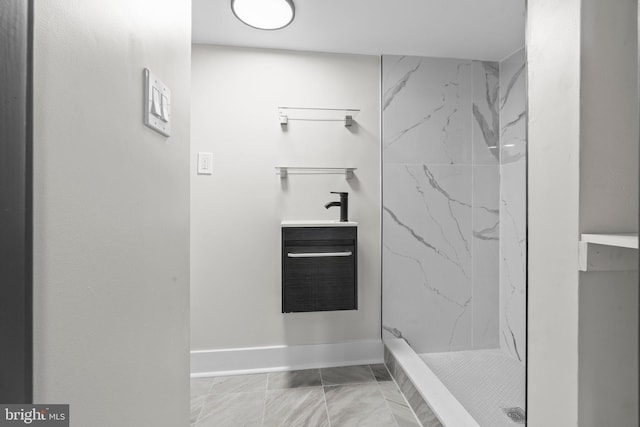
<box><xmin>580</xmin><ymin>233</ymin><xmax>638</xmax><ymax>249</ymax></box>
<box><xmin>277</xmin><ymin>107</ymin><xmax>360</xmax><ymax>127</ymax></box>
<box><xmin>578</xmin><ymin>233</ymin><xmax>638</xmax><ymax>271</ymax></box>
<box><xmin>275</xmin><ymin>166</ymin><xmax>356</xmax><ymax>180</ymax></box>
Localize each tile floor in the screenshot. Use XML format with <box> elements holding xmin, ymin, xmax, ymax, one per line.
<box><xmin>191</xmin><ymin>364</ymin><xmax>422</xmax><ymax>427</ymax></box>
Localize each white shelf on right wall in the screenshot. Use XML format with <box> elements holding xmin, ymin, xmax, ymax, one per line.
<box><xmin>580</xmin><ymin>233</ymin><xmax>638</xmax><ymax>249</ymax></box>
<box><xmin>578</xmin><ymin>233</ymin><xmax>639</xmax><ymax>271</ymax></box>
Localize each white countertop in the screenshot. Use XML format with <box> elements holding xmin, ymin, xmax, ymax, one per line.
<box><xmin>281</xmin><ymin>220</ymin><xmax>358</xmax><ymax>227</ymax></box>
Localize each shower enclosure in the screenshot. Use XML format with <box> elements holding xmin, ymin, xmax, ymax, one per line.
<box><xmin>382</xmin><ymin>51</ymin><xmax>526</xmax><ymax>426</ymax></box>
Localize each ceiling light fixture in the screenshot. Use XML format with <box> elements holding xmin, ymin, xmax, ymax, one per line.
<box><xmin>231</xmin><ymin>0</ymin><xmax>295</xmax><ymax>30</ymax></box>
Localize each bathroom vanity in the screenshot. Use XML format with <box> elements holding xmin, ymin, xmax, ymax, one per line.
<box><xmin>281</xmin><ymin>221</ymin><xmax>357</xmax><ymax>313</ymax></box>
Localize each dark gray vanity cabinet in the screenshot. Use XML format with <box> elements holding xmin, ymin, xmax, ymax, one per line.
<box><xmin>282</xmin><ymin>227</ymin><xmax>357</xmax><ymax>313</ymax></box>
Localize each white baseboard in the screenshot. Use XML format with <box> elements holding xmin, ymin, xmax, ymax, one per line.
<box><xmin>191</xmin><ymin>339</ymin><xmax>384</xmax><ymax>377</ymax></box>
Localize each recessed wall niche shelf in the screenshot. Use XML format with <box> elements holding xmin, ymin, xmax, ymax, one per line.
<box><xmin>277</xmin><ymin>107</ymin><xmax>360</xmax><ymax>127</ymax></box>
<box><xmin>578</xmin><ymin>233</ymin><xmax>638</xmax><ymax>272</ymax></box>
<box><xmin>275</xmin><ymin>167</ymin><xmax>356</xmax><ymax>180</ymax></box>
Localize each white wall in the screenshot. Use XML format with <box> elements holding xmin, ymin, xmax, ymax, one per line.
<box><xmin>528</xmin><ymin>0</ymin><xmax>639</xmax><ymax>425</ymax></box>
<box><xmin>190</xmin><ymin>46</ymin><xmax>381</xmax><ymax>351</ymax></box>
<box><xmin>580</xmin><ymin>0</ymin><xmax>638</xmax><ymax>232</ymax></box>
<box><xmin>33</xmin><ymin>1</ymin><xmax>191</xmax><ymax>426</ymax></box>
<box><xmin>578</xmin><ymin>0</ymin><xmax>638</xmax><ymax>425</ymax></box>
<box><xmin>527</xmin><ymin>0</ymin><xmax>581</xmax><ymax>425</ymax></box>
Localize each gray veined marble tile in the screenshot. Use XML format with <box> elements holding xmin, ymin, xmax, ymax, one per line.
<box><xmin>263</xmin><ymin>387</ymin><xmax>329</xmax><ymax>427</ymax></box>
<box><xmin>190</xmin><ymin>377</ymin><xmax>214</xmax><ymax>398</ymax></box>
<box><xmin>499</xmin><ymin>47</ymin><xmax>526</xmax><ymax>363</ymax></box>
<box><xmin>378</xmin><ymin>380</ymin><xmax>406</xmax><ymax>406</ymax></box>
<box><xmin>500</xmin><ymin>49</ymin><xmax>525</xmax><ymax>110</ymax></box>
<box><xmin>195</xmin><ymin>391</ymin><xmax>265</xmax><ymax>427</ymax></box>
<box><xmin>370</xmin><ymin>364</ymin><xmax>393</xmax><ymax>382</ymax></box>
<box><xmin>382</xmin><ymin>163</ymin><xmax>473</xmax><ymax>353</ymax></box>
<box><xmin>267</xmin><ymin>369</ymin><xmax>322</xmax><ymax>390</ymax></box>
<box><xmin>209</xmin><ymin>373</ymin><xmax>268</xmax><ymax>394</ymax></box>
<box><xmin>472</xmin><ymin>60</ymin><xmax>500</xmax><ymax>165</ymax></box>
<box><xmin>382</xmin><ymin>56</ymin><xmax>422</xmax><ymax>111</ymax></box>
<box><xmin>405</xmin><ymin>391</ymin><xmax>443</xmax><ymax>427</ymax></box>
<box><xmin>383</xmin><ymin>164</ymin><xmax>473</xmax><ymax>281</ymax></box>
<box><xmin>320</xmin><ymin>365</ymin><xmax>376</xmax><ymax>386</ymax></box>
<box><xmin>383</xmin><ymin>325</ymin><xmax>408</xmax><ymax>344</ymax></box>
<box><xmin>324</xmin><ymin>383</ymin><xmax>397</xmax><ymax>427</ymax></box>
<box><xmin>190</xmin><ymin>394</ymin><xmax>206</xmax><ymax>427</ymax></box>
<box><xmin>499</xmin><ymin>48</ymin><xmax>526</xmax><ymax>165</ymax></box>
<box><xmin>500</xmin><ymin>164</ymin><xmax>527</xmax><ymax>363</ymax></box>
<box><xmin>388</xmin><ymin>363</ymin><xmax>442</xmax><ymax>427</ymax></box>
<box><xmin>471</xmin><ymin>165</ymin><xmax>500</xmax><ymax>349</ymax></box>
<box><xmin>378</xmin><ymin>381</ymin><xmax>421</xmax><ymax>427</ymax></box>
<box><xmin>384</xmin><ymin>347</ymin><xmax>397</xmax><ymax>376</ymax></box>
<box><xmin>472</xmin><ymin>234</ymin><xmax>500</xmax><ymax>350</ymax></box>
<box><xmin>382</xmin><ymin>55</ymin><xmax>472</xmax><ymax>165</ymax></box>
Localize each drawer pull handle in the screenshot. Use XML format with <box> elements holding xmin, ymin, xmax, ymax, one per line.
<box><xmin>288</xmin><ymin>251</ymin><xmax>352</xmax><ymax>258</ymax></box>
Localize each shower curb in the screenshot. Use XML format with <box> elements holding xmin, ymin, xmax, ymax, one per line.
<box><xmin>384</xmin><ymin>339</ymin><xmax>480</xmax><ymax>427</ymax></box>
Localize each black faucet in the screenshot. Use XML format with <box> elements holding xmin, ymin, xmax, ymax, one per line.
<box><xmin>324</xmin><ymin>192</ymin><xmax>349</xmax><ymax>222</ymax></box>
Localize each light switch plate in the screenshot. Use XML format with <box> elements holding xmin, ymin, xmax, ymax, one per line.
<box><xmin>144</xmin><ymin>68</ymin><xmax>171</xmax><ymax>137</ymax></box>
<box><xmin>197</xmin><ymin>152</ymin><xmax>213</xmax><ymax>175</ymax></box>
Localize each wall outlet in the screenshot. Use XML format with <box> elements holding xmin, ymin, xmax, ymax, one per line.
<box><xmin>197</xmin><ymin>152</ymin><xmax>213</xmax><ymax>175</ymax></box>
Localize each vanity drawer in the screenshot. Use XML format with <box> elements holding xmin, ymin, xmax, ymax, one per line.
<box><xmin>282</xmin><ymin>227</ymin><xmax>357</xmax><ymax>313</ymax></box>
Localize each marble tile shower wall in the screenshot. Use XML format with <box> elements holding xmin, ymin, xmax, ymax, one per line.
<box><xmin>382</xmin><ymin>55</ymin><xmax>503</xmax><ymax>353</ymax></box>
<box><xmin>499</xmin><ymin>48</ymin><xmax>526</xmax><ymax>363</ymax></box>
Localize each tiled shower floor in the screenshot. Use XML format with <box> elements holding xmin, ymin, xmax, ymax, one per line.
<box><xmin>420</xmin><ymin>349</ymin><xmax>525</xmax><ymax>426</ymax></box>
<box><xmin>190</xmin><ymin>364</ymin><xmax>421</xmax><ymax>427</ymax></box>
